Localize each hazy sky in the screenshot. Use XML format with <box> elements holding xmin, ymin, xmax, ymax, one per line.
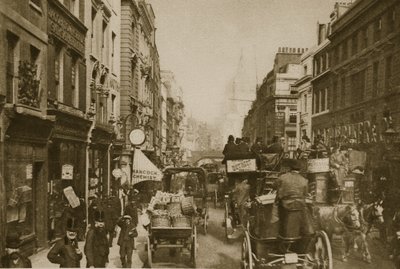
<box><xmin>149</xmin><ymin>0</ymin><xmax>339</xmax><ymax>124</ymax></box>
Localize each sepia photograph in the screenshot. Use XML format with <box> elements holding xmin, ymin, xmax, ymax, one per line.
<box><xmin>0</xmin><ymin>0</ymin><xmax>399</xmax><ymax>268</ymax></box>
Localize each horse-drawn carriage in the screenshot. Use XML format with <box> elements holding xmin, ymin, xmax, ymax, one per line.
<box><xmin>306</xmin><ymin>152</ymin><xmax>384</xmax><ymax>264</ymax></box>
<box><xmin>222</xmin><ymin>153</ymin><xmax>333</xmax><ymax>269</ymax></box>
<box><xmin>145</xmin><ymin>167</ymin><xmax>209</xmax><ymax>268</ymax></box>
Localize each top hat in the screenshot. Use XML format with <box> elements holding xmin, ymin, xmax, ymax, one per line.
<box><xmin>6</xmin><ymin>232</ymin><xmax>21</xmax><ymax>249</ymax></box>
<box><xmin>94</xmin><ymin>210</ymin><xmax>105</xmax><ymax>222</ymax></box>
<box><xmin>66</xmin><ymin>217</ymin><xmax>79</xmax><ymax>232</ymax></box>
<box><xmin>287</xmin><ymin>159</ymin><xmax>302</xmax><ymax>171</ymax></box>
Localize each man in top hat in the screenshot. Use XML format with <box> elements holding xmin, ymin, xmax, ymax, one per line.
<box><xmin>1</xmin><ymin>231</ymin><xmax>32</xmax><ymax>268</ymax></box>
<box><xmin>84</xmin><ymin>210</ymin><xmax>110</xmax><ymax>268</ymax></box>
<box><xmin>276</xmin><ymin>159</ymin><xmax>314</xmax><ymax>238</ymax></box>
<box><xmin>117</xmin><ymin>214</ymin><xmax>138</xmax><ymax>268</ymax></box>
<box><xmin>47</xmin><ymin>217</ymin><xmax>82</xmax><ymax>268</ymax></box>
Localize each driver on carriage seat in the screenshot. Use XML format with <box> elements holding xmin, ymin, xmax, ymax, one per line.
<box><xmin>276</xmin><ymin>159</ymin><xmax>315</xmax><ymax>239</ymax></box>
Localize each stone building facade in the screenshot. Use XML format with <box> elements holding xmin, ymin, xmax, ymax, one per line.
<box><xmin>243</xmin><ymin>48</ymin><xmax>305</xmax><ymax>151</ymax></box>
<box><xmin>311</xmin><ymin>0</ymin><xmax>400</xmax><ymax>191</ymax></box>
<box><xmin>0</xmin><ymin>0</ymin><xmax>51</xmax><ymax>254</ymax></box>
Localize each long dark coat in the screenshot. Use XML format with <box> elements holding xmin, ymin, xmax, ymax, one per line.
<box><xmin>117</xmin><ymin>218</ymin><xmax>137</xmax><ymax>247</ymax></box>
<box><xmin>1</xmin><ymin>253</ymin><xmax>32</xmax><ymax>268</ymax></box>
<box><xmin>47</xmin><ymin>236</ymin><xmax>82</xmax><ymax>268</ymax></box>
<box><xmin>84</xmin><ymin>227</ymin><xmax>109</xmax><ymax>267</ymax></box>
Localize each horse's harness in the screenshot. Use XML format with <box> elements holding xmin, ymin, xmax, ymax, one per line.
<box><xmin>333</xmin><ymin>206</ymin><xmax>362</xmax><ymax>232</ymax></box>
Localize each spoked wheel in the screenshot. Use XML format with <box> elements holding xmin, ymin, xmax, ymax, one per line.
<box><xmin>214</xmin><ymin>190</ymin><xmax>218</xmax><ymax>208</ymax></box>
<box><xmin>241</xmin><ymin>231</ymin><xmax>253</xmax><ymax>269</ymax></box>
<box><xmin>312</xmin><ymin>231</ymin><xmax>333</xmax><ymax>269</ymax></box>
<box><xmin>147</xmin><ymin>236</ymin><xmax>153</xmax><ymax>268</ymax></box>
<box><xmin>203</xmin><ymin>209</ymin><xmax>208</xmax><ymax>235</ymax></box>
<box><xmin>224</xmin><ymin>200</ymin><xmax>234</xmax><ymax>241</ymax></box>
<box><xmin>191</xmin><ymin>226</ymin><xmax>197</xmax><ymax>268</ymax></box>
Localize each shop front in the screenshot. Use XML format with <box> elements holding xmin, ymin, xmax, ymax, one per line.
<box><xmin>4</xmin><ymin>113</ymin><xmax>52</xmax><ymax>255</ymax></box>
<box><xmin>89</xmin><ymin>125</ymin><xmax>114</xmax><ymax>199</ymax></box>
<box><xmin>47</xmin><ymin>109</ymin><xmax>91</xmax><ymax>242</ymax></box>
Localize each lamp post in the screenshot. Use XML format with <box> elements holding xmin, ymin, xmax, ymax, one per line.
<box><xmin>383</xmin><ymin>126</ymin><xmax>399</xmax><ymax>152</ymax></box>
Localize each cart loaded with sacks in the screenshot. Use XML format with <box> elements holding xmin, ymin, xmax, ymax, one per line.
<box><xmin>145</xmin><ymin>167</ymin><xmax>209</xmax><ymax>268</ymax></box>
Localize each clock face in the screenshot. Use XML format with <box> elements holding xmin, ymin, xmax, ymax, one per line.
<box><xmin>129</xmin><ymin>129</ymin><xmax>146</xmax><ymax>145</ymax></box>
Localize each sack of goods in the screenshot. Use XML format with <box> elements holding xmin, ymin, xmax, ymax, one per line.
<box><xmin>148</xmin><ymin>191</ymin><xmax>196</xmax><ymax>228</ymax></box>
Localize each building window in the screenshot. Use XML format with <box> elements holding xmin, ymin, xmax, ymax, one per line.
<box><xmin>341</xmin><ymin>77</ymin><xmax>346</xmax><ymax>107</ymax></box>
<box><xmin>342</xmin><ymin>39</ymin><xmax>348</xmax><ymax>61</ymax></box>
<box><xmin>111</xmin><ymin>94</ymin><xmax>116</xmax><ymax>116</ymax></box>
<box><xmin>287</xmin><ymin>135</ymin><xmax>297</xmax><ymax>151</ymax></box>
<box><xmin>102</xmin><ymin>21</ymin><xmax>107</xmax><ymax>49</ymax></box>
<box><xmin>6</xmin><ymin>32</ymin><xmax>18</xmax><ymax>103</ymax></box>
<box><xmin>315</xmin><ymin>90</ymin><xmax>320</xmax><ymax>114</ymax></box>
<box><xmin>350</xmin><ymin>69</ymin><xmax>366</xmax><ymax>104</ymax></box>
<box><xmin>373</xmin><ymin>18</ymin><xmax>382</xmax><ymax>42</ymax></box>
<box><xmin>334</xmin><ymin>46</ymin><xmax>339</xmax><ymax>65</ymax></box>
<box><xmin>372</xmin><ymin>61</ymin><xmax>379</xmax><ymax>97</ymax></box>
<box><xmin>71</xmin><ymin>56</ymin><xmax>78</xmax><ymax>107</ymax></box>
<box><xmin>332</xmin><ymin>80</ymin><xmax>338</xmax><ymax>110</ymax></box>
<box><xmin>304</xmin><ymin>65</ymin><xmax>308</xmax><ymax>75</ymax></box>
<box><xmin>388</xmin><ymin>10</ymin><xmax>395</xmax><ymax>33</ymax></box>
<box><xmin>30</xmin><ymin>45</ymin><xmax>40</xmax><ymax>65</ymax></box>
<box><xmin>362</xmin><ymin>26</ymin><xmax>368</xmax><ymax>49</ymax></box>
<box><xmin>91</xmin><ymin>8</ymin><xmax>96</xmax><ymax>52</ymax></box>
<box><xmin>304</xmin><ymin>94</ymin><xmax>307</xmax><ymax>113</ymax></box>
<box><xmin>386</xmin><ymin>55</ymin><xmax>393</xmax><ymax>90</ymax></box>
<box><xmin>321</xmin><ymin>88</ymin><xmax>326</xmax><ymax>111</ymax></box>
<box><xmin>111</xmin><ymin>32</ymin><xmax>116</xmax><ymax>72</ymax></box>
<box><xmin>351</xmin><ymin>33</ymin><xmax>358</xmax><ymax>56</ymax></box>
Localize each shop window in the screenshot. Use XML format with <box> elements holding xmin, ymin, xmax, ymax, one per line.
<box><xmin>287</xmin><ymin>135</ymin><xmax>297</xmax><ymax>151</ymax></box>
<box><xmin>5</xmin><ymin>145</ymin><xmax>43</xmax><ymax>240</ymax></box>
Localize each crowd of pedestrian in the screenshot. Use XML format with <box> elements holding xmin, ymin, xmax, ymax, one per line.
<box><xmin>0</xmin><ymin>188</ymin><xmax>142</xmax><ymax>268</ymax></box>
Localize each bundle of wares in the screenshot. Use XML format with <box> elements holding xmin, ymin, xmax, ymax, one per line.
<box><xmin>147</xmin><ymin>191</ymin><xmax>196</xmax><ymax>228</ymax></box>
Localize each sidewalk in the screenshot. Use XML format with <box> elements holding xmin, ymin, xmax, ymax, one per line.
<box><xmin>30</xmin><ymin>220</ymin><xmax>149</xmax><ymax>268</ymax></box>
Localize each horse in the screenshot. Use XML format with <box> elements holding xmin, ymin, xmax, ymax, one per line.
<box><xmin>316</xmin><ymin>204</ymin><xmax>371</xmax><ymax>263</ymax></box>
<box><xmin>360</xmin><ymin>200</ymin><xmax>384</xmax><ymax>235</ymax></box>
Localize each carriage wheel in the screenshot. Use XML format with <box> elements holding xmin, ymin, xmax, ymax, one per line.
<box><xmin>312</xmin><ymin>231</ymin><xmax>333</xmax><ymax>269</ymax></box>
<box><xmin>191</xmin><ymin>226</ymin><xmax>197</xmax><ymax>268</ymax></box>
<box><xmin>241</xmin><ymin>231</ymin><xmax>253</xmax><ymax>269</ymax></box>
<box><xmin>147</xmin><ymin>236</ymin><xmax>153</xmax><ymax>268</ymax></box>
<box><xmin>224</xmin><ymin>201</ymin><xmax>233</xmax><ymax>241</ymax></box>
<box><xmin>203</xmin><ymin>209</ymin><xmax>208</xmax><ymax>235</ymax></box>
<box><xmin>214</xmin><ymin>190</ymin><xmax>218</xmax><ymax>208</ymax></box>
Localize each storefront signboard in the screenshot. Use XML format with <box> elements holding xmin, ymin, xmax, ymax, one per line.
<box><xmin>131</xmin><ymin>148</ymin><xmax>162</xmax><ymax>184</ymax></box>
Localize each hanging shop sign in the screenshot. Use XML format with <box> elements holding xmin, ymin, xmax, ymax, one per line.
<box><xmin>131</xmin><ymin>148</ymin><xmax>162</xmax><ymax>185</ymax></box>
<box><xmin>63</xmin><ymin>186</ymin><xmax>80</xmax><ymax>208</ymax></box>
<box><xmin>129</xmin><ymin>128</ymin><xmax>146</xmax><ymax>146</ymax></box>
<box><xmin>62</xmin><ymin>164</ymin><xmax>74</xmax><ymax>180</ymax></box>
